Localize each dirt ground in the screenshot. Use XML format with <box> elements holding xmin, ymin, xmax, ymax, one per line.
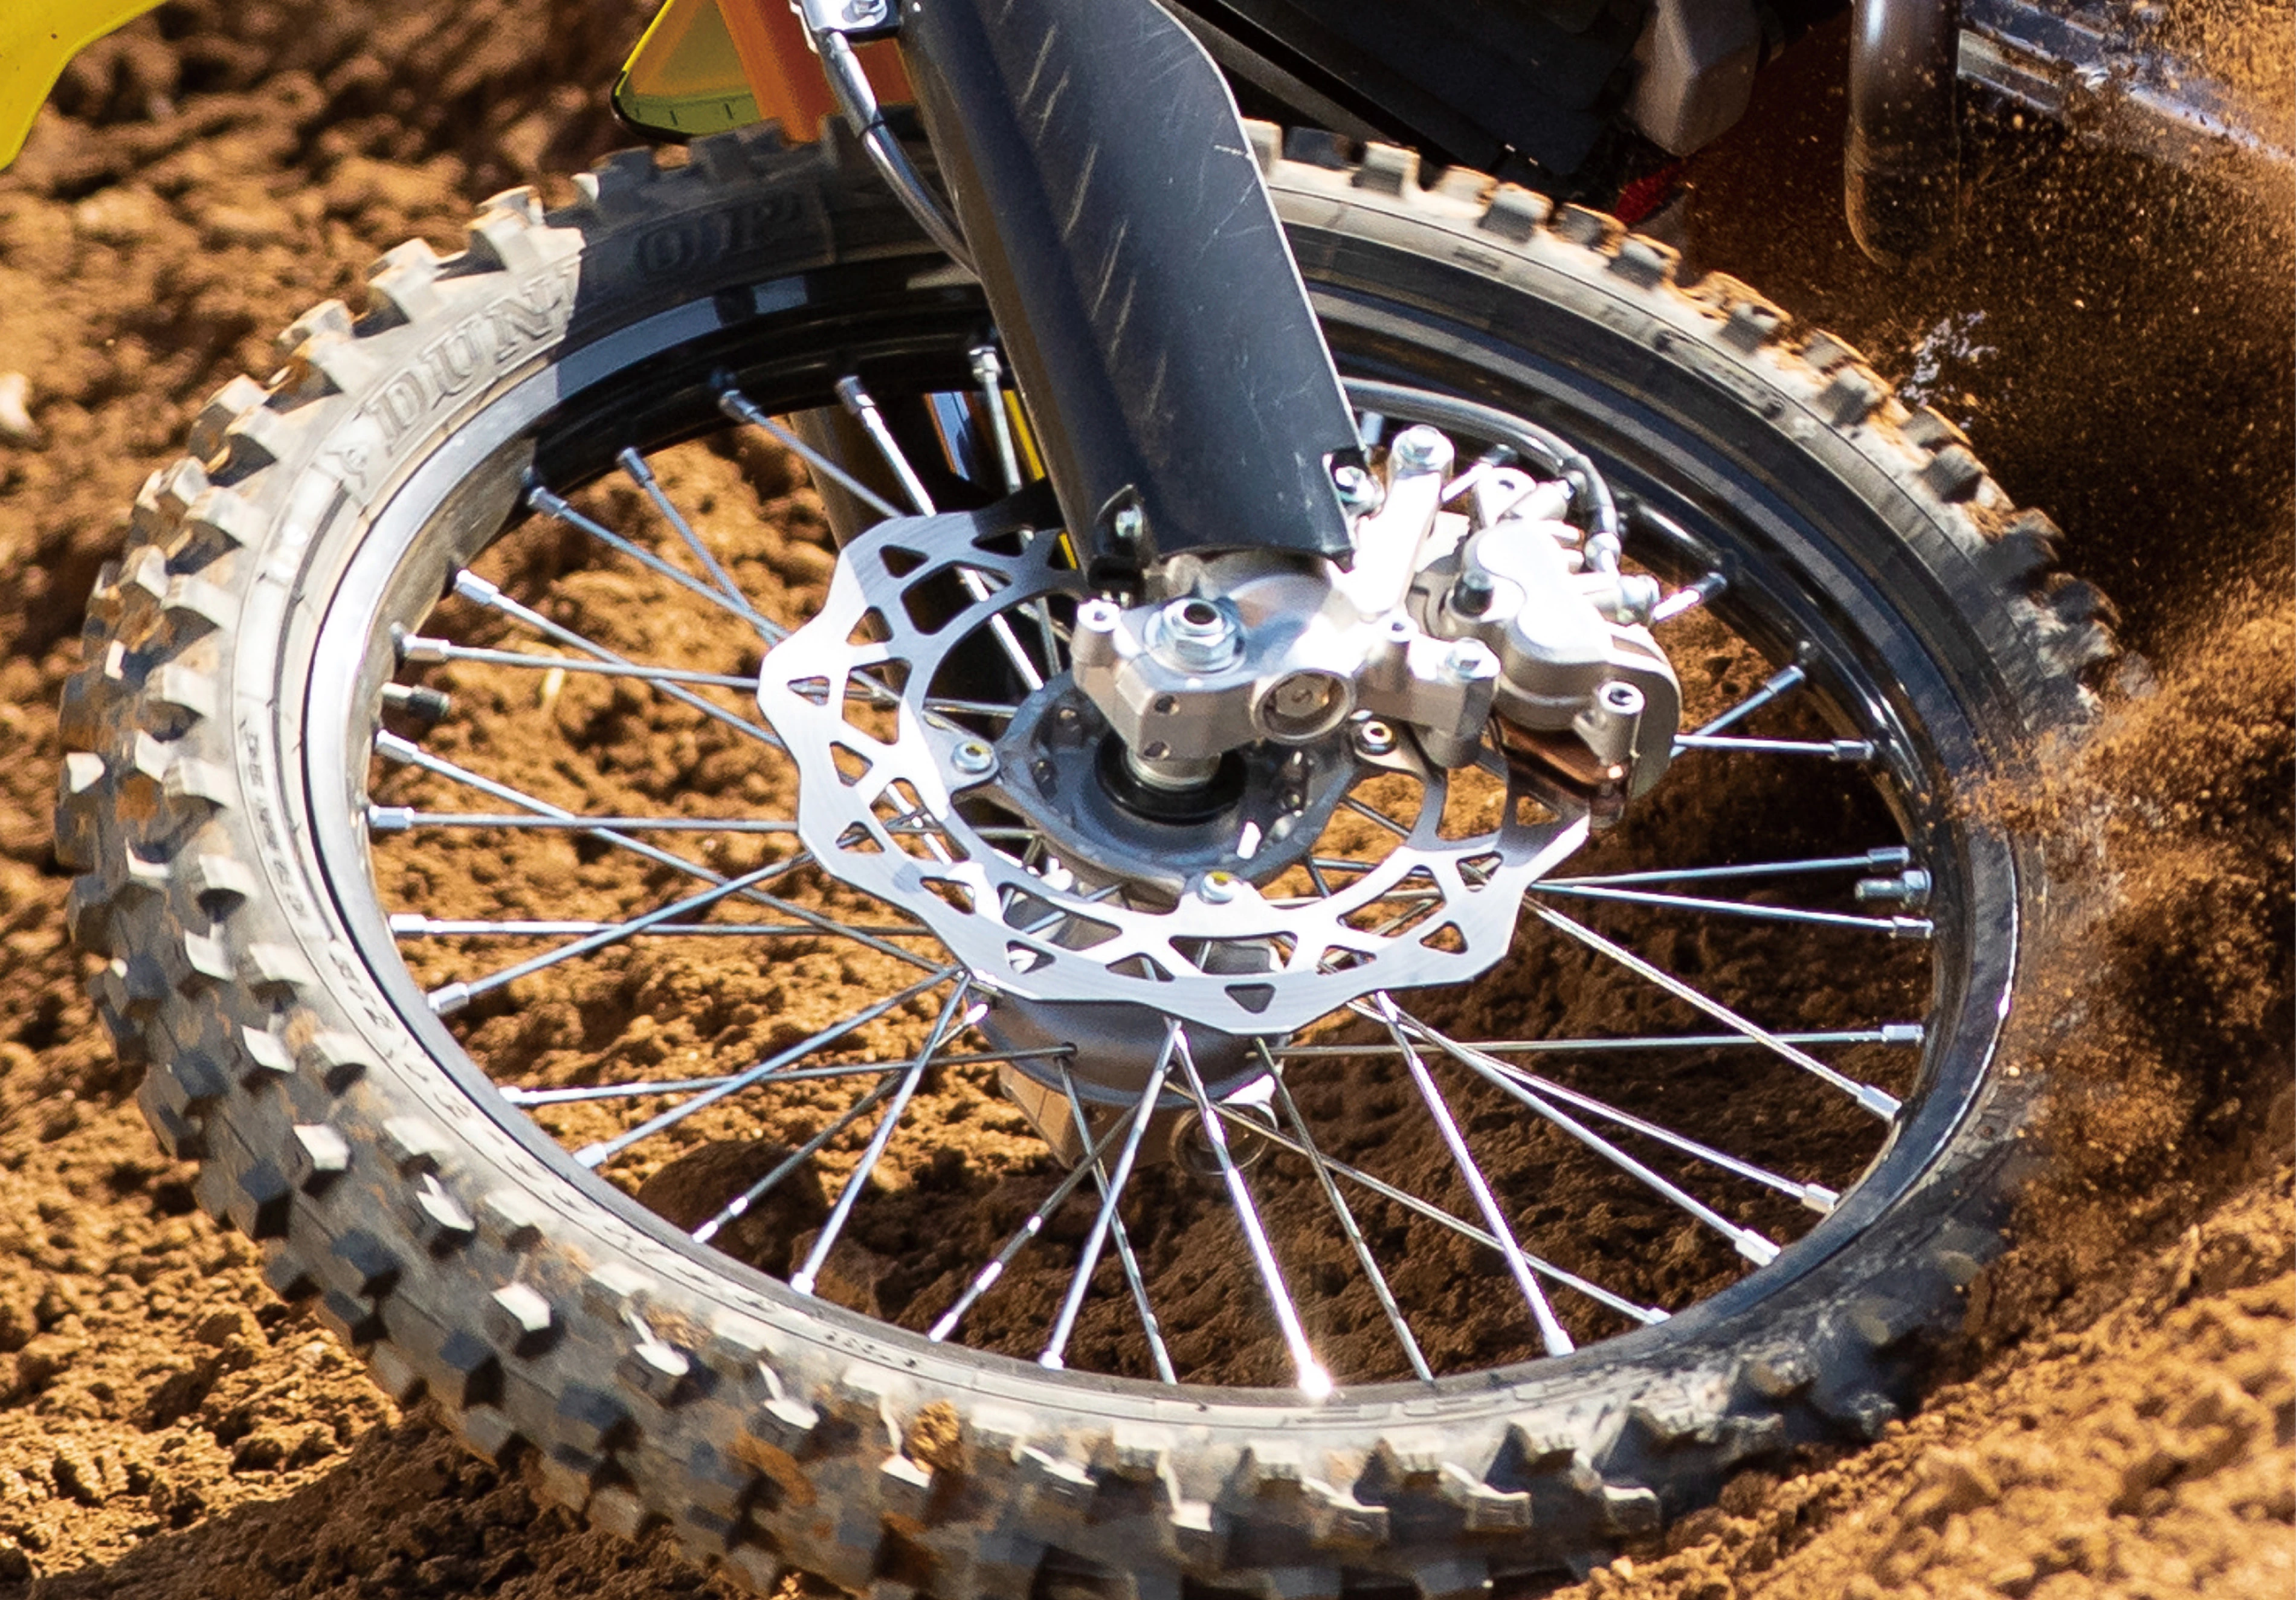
<box><xmin>0</xmin><ymin>2</ymin><xmax>2289</xmax><ymax>1597</ymax></box>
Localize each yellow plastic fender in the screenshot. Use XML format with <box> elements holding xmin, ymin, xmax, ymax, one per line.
<box><xmin>0</xmin><ymin>0</ymin><xmax>166</xmax><ymax>169</ymax></box>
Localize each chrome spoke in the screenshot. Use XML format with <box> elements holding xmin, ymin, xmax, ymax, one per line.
<box><xmin>1381</xmin><ymin>1004</ymin><xmax>1785</xmax><ymax>1264</ymax></box>
<box><xmin>371</xmin><ymin>810</ymin><xmax>798</xmax><ymax>837</ymax></box>
<box><xmin>1199</xmin><ymin>1091</ymin><xmax>1663</xmax><ymax>1323</ymax></box>
<box><xmin>1039</xmin><ymin>1021</ymin><xmax>1179</xmax><ymax>1372</ymax></box>
<box><xmin>452</xmin><ymin>570</ymin><xmax>782</xmax><ymax>751</ymax></box>
<box><xmin>1258</xmin><ymin>1040</ymin><xmax>1433</xmax><ymax>1382</ymax></box>
<box><xmin>836</xmin><ymin>375</ymin><xmax>937</xmax><ymax>517</ymax></box>
<box><xmin>693</xmin><ymin>1076</ymin><xmax>904</xmax><ymax>1246</ymax></box>
<box><xmin>1275</xmin><ymin>1024</ymin><xmax>1924</xmax><ymax>1061</ymax></box>
<box><xmin>1169</xmin><ymin>1031</ymin><xmax>1330</xmax><ymax>1397</ymax></box>
<box><xmin>1369</xmin><ymin>992</ymin><xmax>1573</xmax><ymax>1356</ymax></box>
<box><xmin>928</xmin><ymin>1112</ymin><xmax>1133</xmax><ymax>1343</ymax></box>
<box><xmin>1527</xmin><ymin>902</ymin><xmax>1903</xmax><ymax>1118</ymax></box>
<box><xmin>374</xmin><ymin>734</ymin><xmax>941</xmax><ymax>974</ymax></box>
<box><xmin>1674</xmin><ymin>733</ymin><xmax>1875</xmax><ymax>761</ymax></box>
<box><xmin>1341</xmin><ymin>796</ymin><xmax>1411</xmax><ymax>838</ymax></box>
<box><xmin>503</xmin><ymin>1045</ymin><xmax>1074</xmax><ymax>1108</ymax></box>
<box><xmin>717</xmin><ymin>385</ymin><xmax>903</xmax><ymax>520</ymax></box>
<box><xmin>574</xmin><ymin>967</ymin><xmax>958</xmax><ymax>1168</ymax></box>
<box><xmin>393</xmin><ymin>914</ymin><xmax>926</xmax><ymax>940</ymax></box>
<box><xmin>1550</xmin><ymin>847</ymin><xmax>1912</xmax><ymax>888</ymax></box>
<box><xmin>1689</xmin><ymin>663</ymin><xmax>1805</xmax><ymax>738</ymax></box>
<box><xmin>427</xmin><ymin>859</ymin><xmax>798</xmax><ymax>1016</ymax></box>
<box><xmin>396</xmin><ymin>636</ymin><xmax>759</xmax><ymax>689</ymax></box>
<box><xmin>1531</xmin><ymin>881</ymin><xmax>1932</xmax><ymax>938</ymax></box>
<box><xmin>1058</xmin><ymin>1065</ymin><xmax>1178</xmax><ymax>1385</ymax></box>
<box><xmin>791</xmin><ymin>980</ymin><xmax>976</xmax><ymax>1295</ymax></box>
<box><xmin>616</xmin><ymin>447</ymin><xmax>778</xmax><ymax>640</ymax></box>
<box><xmin>527</xmin><ymin>483</ymin><xmax>776</xmax><ymax>640</ymax></box>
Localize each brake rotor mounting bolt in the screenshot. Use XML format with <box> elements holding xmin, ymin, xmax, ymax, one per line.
<box><xmin>1199</xmin><ymin>870</ymin><xmax>1239</xmax><ymax>904</ymax></box>
<box><xmin>1388</xmin><ymin>424</ymin><xmax>1454</xmax><ymax>477</ymax></box>
<box><xmin>952</xmin><ymin>739</ymin><xmax>997</xmax><ymax>776</ymax></box>
<box><xmin>842</xmin><ymin>0</ymin><xmax>889</xmax><ymax>25</ymax></box>
<box><xmin>1354</xmin><ymin>719</ymin><xmax>1398</xmax><ymax>757</ymax></box>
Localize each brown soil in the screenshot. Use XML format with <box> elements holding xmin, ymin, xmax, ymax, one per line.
<box><xmin>0</xmin><ymin>4</ymin><xmax>2289</xmax><ymax>1598</ymax></box>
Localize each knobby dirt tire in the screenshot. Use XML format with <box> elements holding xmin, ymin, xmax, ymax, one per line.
<box><xmin>56</xmin><ymin>120</ymin><xmax>2118</xmax><ymax>1598</ymax></box>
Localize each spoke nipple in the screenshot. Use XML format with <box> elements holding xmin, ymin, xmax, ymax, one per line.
<box><xmin>373</xmin><ymin>731</ymin><xmax>422</xmax><ymax>766</ymax></box>
<box><xmin>1866</xmin><ymin>845</ymin><xmax>1914</xmax><ymax>869</ymax></box>
<box><xmin>1801</xmin><ymin>1182</ymin><xmax>1842</xmax><ymax>1214</ymax></box>
<box><xmin>574</xmin><ymin>1142</ymin><xmax>611</xmax><ymax>1167</ymax></box>
<box><xmin>1831</xmin><ymin>738</ymin><xmax>1877</xmax><ymax>763</ymax></box>
<box><xmin>382</xmin><ymin>680</ymin><xmax>451</xmax><ymax>718</ymax></box>
<box><xmin>387</xmin><ymin>912</ymin><xmax>425</xmax><ymax>934</ymax></box>
<box><xmin>367</xmin><ymin>805</ymin><xmax>414</xmax><ymax>834</ymax></box>
<box><xmin>1889</xmin><ymin>917</ymin><xmax>1935</xmax><ymax>941</ymax></box>
<box><xmin>1036</xmin><ymin>1352</ymin><xmax>1066</xmax><ymax>1372</ymax></box>
<box><xmin>1857</xmin><ymin>1084</ymin><xmax>1904</xmax><ymax>1120</ymax></box>
<box><xmin>1736</xmin><ymin>1234</ymin><xmax>1781</xmax><ymax>1266</ymax></box>
<box><xmin>1298</xmin><ymin>1361</ymin><xmax>1334</xmax><ymax>1401</ymax></box>
<box><xmin>453</xmin><ymin>570</ymin><xmax>503</xmax><ymax>605</ymax></box>
<box><xmin>790</xmin><ymin>1273</ymin><xmax>817</xmax><ymax>1295</ymax></box>
<box><xmin>428</xmin><ymin>981</ymin><xmax>471</xmax><ymax>1017</ymax></box>
<box><xmin>1880</xmin><ymin>1022</ymin><xmax>1926</xmax><ymax>1047</ymax></box>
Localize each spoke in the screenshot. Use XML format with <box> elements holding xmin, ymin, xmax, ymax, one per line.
<box><xmin>396</xmin><ymin>636</ymin><xmax>759</xmax><ymax>689</ymax></box>
<box><xmin>693</xmin><ymin>1075</ymin><xmax>904</xmax><ymax>1245</ymax></box>
<box><xmin>527</xmin><ymin>484</ymin><xmax>778</xmax><ymax>641</ymax></box>
<box><xmin>375</xmin><ymin>734</ymin><xmax>940</xmax><ymax>975</ymax></box>
<box><xmin>428</xmin><ymin>859</ymin><xmax>797</xmax><ymax>1016</ymax></box>
<box><xmin>1039</xmin><ymin>1021</ymin><xmax>1179</xmax><ymax>1372</ymax></box>
<box><xmin>503</xmin><ymin>1045</ymin><xmax>1074</xmax><ymax>1107</ymax></box>
<box><xmin>921</xmin><ymin>697</ymin><xmax>1021</xmax><ymax>720</ymax></box>
<box><xmin>929</xmin><ymin>1112</ymin><xmax>1133</xmax><ymax>1343</ymax></box>
<box><xmin>1463</xmin><ymin>1053</ymin><xmax>1840</xmax><ymax>1214</ymax></box>
<box><xmin>1057</xmin><ymin>1066</ymin><xmax>1177</xmax><ymax>1385</ymax></box>
<box><xmin>1531</xmin><ymin>882</ymin><xmax>1932</xmax><ymax>938</ymax></box>
<box><xmin>573</xmin><ymin>966</ymin><xmax>957</xmax><ymax>1167</ymax></box>
<box><xmin>1690</xmin><ymin>663</ymin><xmax>1805</xmax><ymax>738</ymax></box>
<box><xmin>1379</xmin><ymin>1004</ymin><xmax>1785</xmax><ymax>1263</ymax></box>
<box><xmin>792</xmin><ymin>981</ymin><xmax>976</xmax><ymax>1294</ymax></box>
<box><xmin>1653</xmin><ymin>571</ymin><xmax>1726</xmax><ymax>622</ymax></box>
<box><xmin>453</xmin><ymin>570</ymin><xmax>782</xmax><ymax>751</ymax></box>
<box><xmin>371</xmin><ymin>810</ymin><xmax>798</xmax><ymax>837</ymax></box>
<box><xmin>1276</xmin><ymin>1024</ymin><xmax>1925</xmax><ymax>1060</ymax></box>
<box><xmin>1527</xmin><ymin>902</ymin><xmax>1903</xmax><ymax>1118</ymax></box>
<box><xmin>1369</xmin><ymin>993</ymin><xmax>1574</xmax><ymax>1356</ymax></box>
<box><xmin>1674</xmin><ymin>733</ymin><xmax>1875</xmax><ymax>761</ymax></box>
<box><xmin>1257</xmin><ymin>1042</ymin><xmax>1433</xmax><ymax>1381</ymax></box>
<box><xmin>394</xmin><ymin>915</ymin><xmax>926</xmax><ymax>940</ymax></box>
<box><xmin>1199</xmin><ymin>1091</ymin><xmax>1663</xmax><ymax>1323</ymax></box>
<box><xmin>970</xmin><ymin>345</ymin><xmax>1027</xmax><ymax>494</ymax></box>
<box><xmin>1550</xmin><ymin>847</ymin><xmax>1912</xmax><ymax>888</ymax></box>
<box><xmin>836</xmin><ymin>373</ymin><xmax>1045</xmax><ymax>692</ymax></box>
<box><xmin>718</xmin><ymin>385</ymin><xmax>903</xmax><ymax>520</ymax></box>
<box><xmin>616</xmin><ymin>448</ymin><xmax>778</xmax><ymax>640</ymax></box>
<box><xmin>836</xmin><ymin>375</ymin><xmax>937</xmax><ymax>517</ymax></box>
<box><xmin>1168</xmin><ymin>1031</ymin><xmax>1330</xmax><ymax>1398</ymax></box>
<box><xmin>1341</xmin><ymin>796</ymin><xmax>1411</xmax><ymax>839</ymax></box>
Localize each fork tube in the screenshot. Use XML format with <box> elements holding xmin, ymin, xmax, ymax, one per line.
<box><xmin>897</xmin><ymin>0</ymin><xmax>1361</xmax><ymax>572</ymax></box>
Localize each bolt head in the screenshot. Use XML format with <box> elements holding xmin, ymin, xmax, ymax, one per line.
<box><xmin>1110</xmin><ymin>502</ymin><xmax>1146</xmax><ymax>545</ymax></box>
<box><xmin>842</xmin><ymin>0</ymin><xmax>889</xmax><ymax>25</ymax></box>
<box><xmin>1332</xmin><ymin>462</ymin><xmax>1384</xmax><ymax>513</ymax></box>
<box><xmin>1353</xmin><ymin>719</ymin><xmax>1398</xmax><ymax>757</ymax></box>
<box><xmin>1198</xmin><ymin>871</ymin><xmax>1238</xmax><ymax>904</ymax></box>
<box><xmin>952</xmin><ymin>739</ymin><xmax>996</xmax><ymax>776</ymax></box>
<box><xmin>1388</xmin><ymin>425</ymin><xmax>1454</xmax><ymax>477</ymax></box>
<box><xmin>1441</xmin><ymin>638</ymin><xmax>1499</xmax><ymax>683</ymax></box>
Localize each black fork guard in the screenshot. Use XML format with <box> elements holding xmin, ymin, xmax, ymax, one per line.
<box><xmin>894</xmin><ymin>0</ymin><xmax>1362</xmax><ymax>572</ymax></box>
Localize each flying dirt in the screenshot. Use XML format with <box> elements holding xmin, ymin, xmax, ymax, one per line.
<box><xmin>0</xmin><ymin>2</ymin><xmax>2287</xmax><ymax>1597</ymax></box>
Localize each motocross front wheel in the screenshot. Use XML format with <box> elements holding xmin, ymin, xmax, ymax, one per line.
<box><xmin>57</xmin><ymin>123</ymin><xmax>2117</xmax><ymax>1596</ymax></box>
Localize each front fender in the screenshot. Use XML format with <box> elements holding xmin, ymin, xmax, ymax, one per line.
<box><xmin>0</xmin><ymin>0</ymin><xmax>166</xmax><ymax>169</ymax></box>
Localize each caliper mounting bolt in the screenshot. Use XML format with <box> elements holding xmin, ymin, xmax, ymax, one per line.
<box><xmin>1388</xmin><ymin>424</ymin><xmax>1454</xmax><ymax>477</ymax></box>
<box><xmin>1450</xmin><ymin>568</ymin><xmax>1496</xmax><ymax>618</ymax></box>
